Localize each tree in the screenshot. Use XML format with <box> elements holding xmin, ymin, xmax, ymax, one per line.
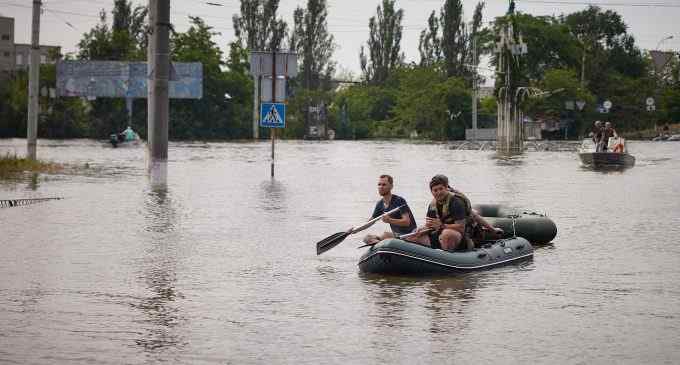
<box><xmin>418</xmin><ymin>1</ymin><xmax>485</xmax><ymax>81</ymax></box>
<box><xmin>233</xmin><ymin>0</ymin><xmax>288</xmax><ymax>51</ymax></box>
<box><xmin>111</xmin><ymin>0</ymin><xmax>148</xmax><ymax>60</ymax></box>
<box><xmin>360</xmin><ymin>0</ymin><xmax>404</xmax><ymax>84</ymax></box>
<box><xmin>171</xmin><ymin>17</ymin><xmax>230</xmax><ymax>139</ymax></box>
<box><xmin>77</xmin><ymin>10</ymin><xmax>114</xmax><ymax>60</ymax></box>
<box><xmin>418</xmin><ymin>11</ymin><xmax>441</xmax><ymax>67</ymax></box>
<box><xmin>290</xmin><ymin>0</ymin><xmax>336</xmax><ymax>90</ymax></box>
<box><xmin>391</xmin><ymin>66</ymin><xmax>471</xmax><ymax>139</ymax></box>
<box><xmin>492</xmin><ymin>13</ymin><xmax>579</xmax><ymax>82</ymax></box>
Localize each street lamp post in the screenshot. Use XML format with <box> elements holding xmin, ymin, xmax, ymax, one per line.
<box><xmin>656</xmin><ymin>35</ymin><xmax>674</xmax><ymax>50</ymax></box>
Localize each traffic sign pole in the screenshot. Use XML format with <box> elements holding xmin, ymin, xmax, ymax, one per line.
<box><xmin>271</xmin><ymin>51</ymin><xmax>276</xmax><ymax>178</ymax></box>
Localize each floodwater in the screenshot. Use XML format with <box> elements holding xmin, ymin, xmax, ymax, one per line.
<box><xmin>1</xmin><ymin>138</ymin><xmax>679</xmax><ymax>364</ymax></box>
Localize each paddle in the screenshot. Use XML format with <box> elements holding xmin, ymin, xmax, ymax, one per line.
<box><xmin>356</xmin><ymin>228</ymin><xmax>433</xmax><ymax>250</ymax></box>
<box><xmin>315</xmin><ymin>205</ymin><xmax>404</xmax><ymax>255</ymax></box>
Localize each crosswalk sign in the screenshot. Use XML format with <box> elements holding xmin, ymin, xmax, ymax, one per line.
<box><xmin>260</xmin><ymin>103</ymin><xmax>286</xmax><ymax>128</ymax></box>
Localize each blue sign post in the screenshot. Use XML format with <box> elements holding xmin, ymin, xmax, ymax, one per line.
<box><xmin>260</xmin><ymin>103</ymin><xmax>286</xmax><ymax>128</ymax></box>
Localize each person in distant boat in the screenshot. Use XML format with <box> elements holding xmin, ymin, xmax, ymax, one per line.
<box><xmin>433</xmin><ymin>174</ymin><xmax>504</xmax><ymax>240</ymax></box>
<box><xmin>600</xmin><ymin>122</ymin><xmax>618</xmax><ymax>152</ymax></box>
<box><xmin>662</xmin><ymin>123</ymin><xmax>670</xmax><ymax>134</ymax></box>
<box><xmin>123</xmin><ymin>126</ymin><xmax>137</xmax><ymax>141</ymax></box>
<box><xmin>590</xmin><ymin>120</ymin><xmax>604</xmax><ymax>151</ymax></box>
<box><xmin>362</xmin><ymin>175</ymin><xmax>417</xmax><ymax>245</ymax></box>
<box><xmin>406</xmin><ymin>175</ymin><xmax>474</xmax><ymax>252</ymax></box>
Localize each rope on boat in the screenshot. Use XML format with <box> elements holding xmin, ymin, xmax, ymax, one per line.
<box><xmin>508</xmin><ymin>214</ymin><xmax>519</xmax><ymax>238</ymax></box>
<box><xmin>0</xmin><ymin>197</ymin><xmax>63</xmax><ymax>208</ymax></box>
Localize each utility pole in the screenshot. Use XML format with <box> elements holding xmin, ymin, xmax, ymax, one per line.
<box><xmin>472</xmin><ymin>35</ymin><xmax>478</xmax><ymax>141</ymax></box>
<box><xmin>148</xmin><ymin>0</ymin><xmax>170</xmax><ymax>165</ymax></box>
<box><xmin>147</xmin><ymin>0</ymin><xmax>155</xmax><ymax>150</ymax></box>
<box><xmin>253</xmin><ymin>77</ymin><xmax>260</xmax><ymax>139</ymax></box>
<box><xmin>26</xmin><ymin>0</ymin><xmax>41</xmax><ymax>160</ymax></box>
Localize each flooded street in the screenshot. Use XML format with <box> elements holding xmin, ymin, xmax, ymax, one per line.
<box><xmin>1</xmin><ymin>139</ymin><xmax>679</xmax><ymax>364</ymax></box>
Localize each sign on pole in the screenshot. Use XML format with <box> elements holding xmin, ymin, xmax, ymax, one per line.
<box><xmin>260</xmin><ymin>103</ymin><xmax>286</xmax><ymax>128</ymax></box>
<box><xmin>250</xmin><ymin>52</ymin><xmax>298</xmax><ymax>77</ymax></box>
<box><xmin>575</xmin><ymin>100</ymin><xmax>586</xmax><ymax>111</ymax></box>
<box><xmin>260</xmin><ymin>76</ymin><xmax>287</xmax><ymax>102</ymax></box>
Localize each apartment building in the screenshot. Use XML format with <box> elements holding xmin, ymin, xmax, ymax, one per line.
<box><xmin>0</xmin><ymin>16</ymin><xmax>61</xmax><ymax>75</ymax></box>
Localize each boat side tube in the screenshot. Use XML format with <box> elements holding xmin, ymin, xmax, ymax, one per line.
<box><xmin>358</xmin><ymin>237</ymin><xmax>533</xmax><ymax>275</ymax></box>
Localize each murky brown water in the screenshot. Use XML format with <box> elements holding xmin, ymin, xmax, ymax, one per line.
<box><xmin>1</xmin><ymin>138</ymin><xmax>679</xmax><ymax>364</ymax></box>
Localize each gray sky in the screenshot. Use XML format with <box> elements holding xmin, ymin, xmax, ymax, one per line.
<box><xmin>2</xmin><ymin>0</ymin><xmax>679</xmax><ymax>83</ymax></box>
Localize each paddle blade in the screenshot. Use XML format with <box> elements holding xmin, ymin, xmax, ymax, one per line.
<box><xmin>316</xmin><ymin>231</ymin><xmax>351</xmax><ymax>255</ymax></box>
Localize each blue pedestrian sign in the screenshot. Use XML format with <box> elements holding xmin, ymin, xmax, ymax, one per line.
<box><xmin>260</xmin><ymin>103</ymin><xmax>286</xmax><ymax>128</ymax></box>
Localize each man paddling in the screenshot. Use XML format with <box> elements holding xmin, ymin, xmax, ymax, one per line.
<box><xmin>362</xmin><ymin>175</ymin><xmax>417</xmax><ymax>245</ymax></box>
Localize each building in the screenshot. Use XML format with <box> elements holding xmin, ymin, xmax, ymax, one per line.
<box><xmin>0</xmin><ymin>16</ymin><xmax>61</xmax><ymax>76</ymax></box>
<box><xmin>0</xmin><ymin>16</ymin><xmax>14</xmax><ymax>72</ymax></box>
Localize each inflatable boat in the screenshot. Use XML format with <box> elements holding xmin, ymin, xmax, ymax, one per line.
<box><xmin>473</xmin><ymin>204</ymin><xmax>557</xmax><ymax>245</ymax></box>
<box><xmin>358</xmin><ymin>237</ymin><xmax>533</xmax><ymax>275</ymax></box>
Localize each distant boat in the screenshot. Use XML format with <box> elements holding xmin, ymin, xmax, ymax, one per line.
<box><xmin>578</xmin><ymin>138</ymin><xmax>635</xmax><ymax>169</ymax></box>
<box><xmin>108</xmin><ymin>131</ymin><xmax>142</xmax><ymax>148</ymax></box>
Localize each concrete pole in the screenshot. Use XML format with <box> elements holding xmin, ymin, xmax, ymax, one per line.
<box><xmin>472</xmin><ymin>35</ymin><xmax>478</xmax><ymax>141</ymax></box>
<box><xmin>253</xmin><ymin>76</ymin><xmax>260</xmax><ymax>139</ymax></box>
<box><xmin>26</xmin><ymin>0</ymin><xmax>41</xmax><ymax>160</ymax></box>
<box><xmin>126</xmin><ymin>97</ymin><xmax>133</xmax><ymax>127</ymax></box>
<box><xmin>147</xmin><ymin>0</ymin><xmax>156</xmax><ymax>150</ymax></box>
<box><xmin>148</xmin><ymin>0</ymin><xmax>169</xmax><ymax>163</ymax></box>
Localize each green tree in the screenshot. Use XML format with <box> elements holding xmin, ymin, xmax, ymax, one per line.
<box><xmin>290</xmin><ymin>0</ymin><xmax>336</xmax><ymax>90</ymax></box>
<box><xmin>418</xmin><ymin>0</ymin><xmax>485</xmax><ymax>81</ymax></box>
<box><xmin>111</xmin><ymin>0</ymin><xmax>148</xmax><ymax>60</ymax></box>
<box><xmin>170</xmin><ymin>17</ymin><xmax>230</xmax><ymax>139</ymax></box>
<box><xmin>360</xmin><ymin>0</ymin><xmax>404</xmax><ymax>84</ymax></box>
<box><xmin>391</xmin><ymin>66</ymin><xmax>471</xmax><ymax>139</ymax></box>
<box><xmin>233</xmin><ymin>0</ymin><xmax>288</xmax><ymax>51</ymax></box>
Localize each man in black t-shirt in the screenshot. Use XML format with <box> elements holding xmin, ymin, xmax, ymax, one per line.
<box><xmin>362</xmin><ymin>175</ymin><xmax>417</xmax><ymax>245</ymax></box>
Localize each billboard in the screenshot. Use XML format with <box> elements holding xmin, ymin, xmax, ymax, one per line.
<box><xmin>56</xmin><ymin>61</ymin><xmax>202</xmax><ymax>99</ymax></box>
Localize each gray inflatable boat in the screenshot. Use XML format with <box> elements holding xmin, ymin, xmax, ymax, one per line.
<box><xmin>358</xmin><ymin>237</ymin><xmax>533</xmax><ymax>275</ymax></box>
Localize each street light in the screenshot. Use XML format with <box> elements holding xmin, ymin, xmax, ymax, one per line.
<box><xmin>656</xmin><ymin>35</ymin><xmax>674</xmax><ymax>50</ymax></box>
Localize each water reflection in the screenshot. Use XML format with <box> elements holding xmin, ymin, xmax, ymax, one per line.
<box><xmin>259</xmin><ymin>179</ymin><xmax>287</xmax><ymax>213</ymax></box>
<box><xmin>359</xmin><ymin>274</ymin><xmax>479</xmax><ymax>336</ymax></box>
<box><xmin>28</xmin><ymin>172</ymin><xmax>39</xmax><ymax>190</ymax></box>
<box><xmin>423</xmin><ymin>277</ymin><xmax>476</xmax><ymax>335</ymax></box>
<box><xmin>493</xmin><ymin>153</ymin><xmax>526</xmax><ymax>166</ymax></box>
<box><xmin>133</xmin><ymin>185</ymin><xmax>186</xmax><ymax>355</ymax></box>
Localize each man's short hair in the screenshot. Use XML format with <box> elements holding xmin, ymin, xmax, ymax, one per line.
<box><xmin>379</xmin><ymin>174</ymin><xmax>393</xmax><ymax>185</ymax></box>
<box><xmin>430</xmin><ymin>175</ymin><xmax>448</xmax><ymax>190</ymax></box>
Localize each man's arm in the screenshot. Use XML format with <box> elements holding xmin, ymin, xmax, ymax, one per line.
<box><xmin>383</xmin><ymin>208</ymin><xmax>412</xmax><ymax>227</ymax></box>
<box><xmin>370</xmin><ymin>201</ymin><xmax>381</xmax><ymax>221</ymax></box>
